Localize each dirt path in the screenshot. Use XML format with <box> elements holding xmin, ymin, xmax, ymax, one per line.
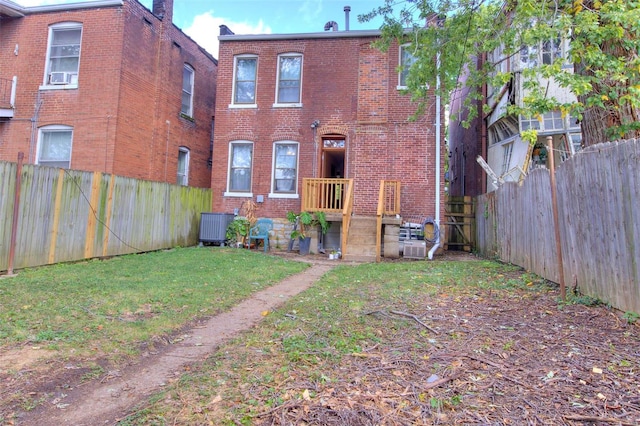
<box><xmin>20</xmin><ymin>260</ymin><xmax>336</xmax><ymax>426</ymax></box>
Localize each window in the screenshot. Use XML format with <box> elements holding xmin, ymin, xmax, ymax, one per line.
<box><xmin>520</xmin><ymin>115</ymin><xmax>541</xmax><ymax>131</ymax></box>
<box><xmin>181</xmin><ymin>65</ymin><xmax>194</xmax><ymax>117</ymax></box>
<box><xmin>520</xmin><ymin>110</ymin><xmax>578</xmax><ymax>133</ymax></box>
<box><xmin>37</xmin><ymin>125</ymin><xmax>73</xmax><ymax>168</ymax></box>
<box><xmin>399</xmin><ymin>44</ymin><xmax>417</xmax><ymax>88</ymax></box>
<box><xmin>275</xmin><ymin>54</ymin><xmax>302</xmax><ymax>105</ymax></box>
<box><xmin>520</xmin><ymin>38</ymin><xmax>564</xmax><ymax>69</ymax></box>
<box><xmin>44</xmin><ymin>23</ymin><xmax>82</xmax><ymax>87</ymax></box>
<box><xmin>227</xmin><ymin>142</ymin><xmax>253</xmax><ymax>193</ymax></box>
<box><xmin>232</xmin><ymin>55</ymin><xmax>257</xmax><ymax>105</ymax></box>
<box><xmin>542</xmin><ymin>39</ymin><xmax>562</xmax><ymax>65</ymax></box>
<box><xmin>272</xmin><ymin>142</ymin><xmax>298</xmax><ymax>194</ymax></box>
<box><xmin>177</xmin><ymin>147</ymin><xmax>189</xmax><ymax>186</ymax></box>
<box><xmin>542</xmin><ymin>111</ymin><xmax>564</xmax><ymax>131</ymax></box>
<box><xmin>501</xmin><ymin>142</ymin><xmax>514</xmax><ymax>175</ymax></box>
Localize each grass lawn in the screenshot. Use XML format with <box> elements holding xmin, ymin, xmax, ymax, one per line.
<box><xmin>0</xmin><ymin>247</ymin><xmax>308</xmax><ymax>361</ymax></box>
<box><xmin>115</xmin><ymin>259</ymin><xmax>640</xmax><ymax>425</ymax></box>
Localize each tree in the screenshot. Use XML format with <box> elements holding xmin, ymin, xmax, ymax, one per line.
<box><xmin>360</xmin><ymin>0</ymin><xmax>640</xmax><ymax>146</ymax></box>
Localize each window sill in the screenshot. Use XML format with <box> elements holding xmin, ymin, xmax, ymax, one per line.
<box><xmin>180</xmin><ymin>113</ymin><xmax>195</xmax><ymax>122</ymax></box>
<box><xmin>39</xmin><ymin>84</ymin><xmax>78</xmax><ymax>91</ymax></box>
<box><xmin>224</xmin><ymin>192</ymin><xmax>254</xmax><ymax>198</ymax></box>
<box><xmin>272</xmin><ymin>103</ymin><xmax>302</xmax><ymax>108</ymax></box>
<box><xmin>268</xmin><ymin>193</ymin><xmax>299</xmax><ymax>199</ymax></box>
<box><xmin>228</xmin><ymin>104</ymin><xmax>257</xmax><ymax>109</ymax></box>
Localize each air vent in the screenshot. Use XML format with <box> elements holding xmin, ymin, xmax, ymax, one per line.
<box><xmin>403</xmin><ymin>240</ymin><xmax>426</xmax><ymax>259</ymax></box>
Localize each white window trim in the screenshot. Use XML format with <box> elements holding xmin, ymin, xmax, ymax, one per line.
<box><xmin>224</xmin><ymin>141</ymin><xmax>254</xmax><ymax>196</ymax></box>
<box><xmin>269</xmin><ymin>141</ymin><xmax>299</xmax><ymax>198</ymax></box>
<box><xmin>181</xmin><ymin>64</ymin><xmax>194</xmax><ymax>117</ymax></box>
<box><xmin>273</xmin><ymin>53</ymin><xmax>303</xmax><ymax>107</ymax></box>
<box><xmin>177</xmin><ymin>146</ymin><xmax>190</xmax><ymax>186</ymax></box>
<box><xmin>230</xmin><ymin>54</ymin><xmax>258</xmax><ymax>108</ymax></box>
<box><xmin>40</xmin><ymin>22</ymin><xmax>82</xmax><ymax>91</ymax></box>
<box><xmin>36</xmin><ymin>124</ymin><xmax>73</xmax><ymax>168</ymax></box>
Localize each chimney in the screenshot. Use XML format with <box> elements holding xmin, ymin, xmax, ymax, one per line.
<box><xmin>344</xmin><ymin>6</ymin><xmax>351</xmax><ymax>31</ymax></box>
<box><xmin>152</xmin><ymin>0</ymin><xmax>173</xmax><ymax>22</ymax></box>
<box><xmin>219</xmin><ymin>25</ymin><xmax>235</xmax><ymax>36</ymax></box>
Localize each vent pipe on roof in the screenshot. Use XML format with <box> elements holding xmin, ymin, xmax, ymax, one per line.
<box><xmin>344</xmin><ymin>6</ymin><xmax>351</xmax><ymax>31</ymax></box>
<box><xmin>219</xmin><ymin>25</ymin><xmax>235</xmax><ymax>36</ymax></box>
<box><xmin>324</xmin><ymin>21</ymin><xmax>338</xmax><ymax>31</ymax></box>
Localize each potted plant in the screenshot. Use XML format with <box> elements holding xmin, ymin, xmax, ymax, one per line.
<box><xmin>286</xmin><ymin>211</ymin><xmax>329</xmax><ymax>255</ymax></box>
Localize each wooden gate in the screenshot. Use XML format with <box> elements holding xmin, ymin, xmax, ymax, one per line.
<box><xmin>444</xmin><ymin>196</ymin><xmax>474</xmax><ymax>252</ymax></box>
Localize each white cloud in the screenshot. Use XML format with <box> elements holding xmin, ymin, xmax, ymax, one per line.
<box><xmin>184</xmin><ymin>11</ymin><xmax>272</xmax><ymax>58</ymax></box>
<box><xmin>297</xmin><ymin>0</ymin><xmax>323</xmax><ymax>25</ymax></box>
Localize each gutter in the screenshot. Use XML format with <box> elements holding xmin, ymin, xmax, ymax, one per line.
<box><xmin>428</xmin><ymin>51</ymin><xmax>441</xmax><ymax>260</ymax></box>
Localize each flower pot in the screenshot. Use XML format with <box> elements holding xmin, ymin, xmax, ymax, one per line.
<box><xmin>298</xmin><ymin>236</ymin><xmax>312</xmax><ymax>255</ymax></box>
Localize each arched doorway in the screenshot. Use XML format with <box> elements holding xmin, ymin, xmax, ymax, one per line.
<box><xmin>320</xmin><ymin>135</ymin><xmax>345</xmax><ymax>178</ymax></box>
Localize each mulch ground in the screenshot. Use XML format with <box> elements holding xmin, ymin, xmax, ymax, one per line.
<box><xmin>251</xmin><ymin>263</ymin><xmax>640</xmax><ymax>425</ymax></box>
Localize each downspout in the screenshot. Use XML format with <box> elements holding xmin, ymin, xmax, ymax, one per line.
<box><xmin>428</xmin><ymin>50</ymin><xmax>441</xmax><ymax>260</ymax></box>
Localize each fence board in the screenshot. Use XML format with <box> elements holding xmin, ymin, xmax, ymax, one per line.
<box><xmin>0</xmin><ymin>162</ymin><xmax>212</xmax><ymax>272</ymax></box>
<box><xmin>476</xmin><ymin>139</ymin><xmax>640</xmax><ymax>313</ymax></box>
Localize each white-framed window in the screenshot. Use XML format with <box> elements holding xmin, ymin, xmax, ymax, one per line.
<box><xmin>520</xmin><ymin>110</ymin><xmax>580</xmax><ymax>133</ymax></box>
<box><xmin>42</xmin><ymin>22</ymin><xmax>82</xmax><ymax>88</ymax></box>
<box><xmin>231</xmin><ymin>55</ymin><xmax>258</xmax><ymax>107</ymax></box>
<box><xmin>520</xmin><ymin>38</ymin><xmax>565</xmax><ymax>69</ymax></box>
<box><xmin>37</xmin><ymin>125</ymin><xmax>73</xmax><ymax>168</ymax></box>
<box><xmin>226</xmin><ymin>141</ymin><xmax>253</xmax><ymax>195</ymax></box>
<box><xmin>542</xmin><ymin>111</ymin><xmax>564</xmax><ymax>131</ymax></box>
<box><xmin>181</xmin><ymin>64</ymin><xmax>194</xmax><ymax>117</ymax></box>
<box><xmin>271</xmin><ymin>142</ymin><xmax>298</xmax><ymax>196</ymax></box>
<box><xmin>501</xmin><ymin>142</ymin><xmax>514</xmax><ymax>175</ymax></box>
<box><xmin>398</xmin><ymin>44</ymin><xmax>417</xmax><ymax>88</ymax></box>
<box><xmin>274</xmin><ymin>53</ymin><xmax>302</xmax><ymax>106</ymax></box>
<box><xmin>177</xmin><ymin>147</ymin><xmax>190</xmax><ymax>186</ymax></box>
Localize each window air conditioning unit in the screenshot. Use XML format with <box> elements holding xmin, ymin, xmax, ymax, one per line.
<box><xmin>49</xmin><ymin>72</ymin><xmax>70</xmax><ymax>85</ymax></box>
<box><xmin>403</xmin><ymin>240</ymin><xmax>427</xmax><ymax>259</ymax></box>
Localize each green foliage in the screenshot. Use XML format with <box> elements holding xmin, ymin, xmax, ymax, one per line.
<box><xmin>226</xmin><ymin>217</ymin><xmax>251</xmax><ymax>245</ymax></box>
<box><xmin>623</xmin><ymin>311</ymin><xmax>639</xmax><ymax>324</ymax></box>
<box><xmin>360</xmin><ymin>0</ymin><xmax>640</xmax><ymax>143</ymax></box>
<box><xmin>286</xmin><ymin>211</ymin><xmax>329</xmax><ymax>240</ymax></box>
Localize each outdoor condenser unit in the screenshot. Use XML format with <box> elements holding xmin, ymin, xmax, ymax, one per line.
<box><xmin>403</xmin><ymin>240</ymin><xmax>427</xmax><ymax>259</ymax></box>
<box><xmin>199</xmin><ymin>213</ymin><xmax>235</xmax><ymax>245</ymax></box>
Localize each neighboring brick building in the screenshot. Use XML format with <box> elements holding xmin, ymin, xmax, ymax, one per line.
<box><xmin>0</xmin><ymin>0</ymin><xmax>217</xmax><ymax>187</ymax></box>
<box><xmin>211</xmin><ymin>26</ymin><xmax>445</xmax><ymax>248</ymax></box>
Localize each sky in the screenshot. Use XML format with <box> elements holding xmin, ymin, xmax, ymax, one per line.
<box><xmin>17</xmin><ymin>0</ymin><xmax>387</xmax><ymax>58</ymax></box>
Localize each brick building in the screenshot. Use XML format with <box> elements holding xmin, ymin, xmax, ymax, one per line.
<box><xmin>0</xmin><ymin>0</ymin><xmax>217</xmax><ymax>187</ymax></box>
<box><xmin>212</xmin><ymin>24</ymin><xmax>445</xmax><ymax>258</ymax></box>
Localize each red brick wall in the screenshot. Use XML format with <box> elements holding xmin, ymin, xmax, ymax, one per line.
<box><xmin>212</xmin><ymin>34</ymin><xmax>445</xmax><ymax>220</ymax></box>
<box><xmin>0</xmin><ymin>0</ymin><xmax>216</xmax><ymax>188</ymax></box>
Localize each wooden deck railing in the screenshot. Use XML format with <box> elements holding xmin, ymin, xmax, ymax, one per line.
<box><xmin>301</xmin><ymin>178</ymin><xmax>398</xmax><ymax>260</ymax></box>
<box><xmin>376</xmin><ymin>180</ymin><xmax>401</xmax><ymax>261</ymax></box>
<box><xmin>301</xmin><ymin>178</ymin><xmax>354</xmax><ymax>256</ymax></box>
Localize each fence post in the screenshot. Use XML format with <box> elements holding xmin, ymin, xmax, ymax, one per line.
<box><xmin>547</xmin><ymin>136</ymin><xmax>566</xmax><ymax>300</ymax></box>
<box><xmin>7</xmin><ymin>152</ymin><xmax>24</xmax><ymax>276</ymax></box>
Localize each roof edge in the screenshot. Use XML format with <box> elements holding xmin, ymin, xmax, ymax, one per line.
<box><xmin>219</xmin><ymin>29</ymin><xmax>382</xmax><ymax>42</ymax></box>
<box><xmin>23</xmin><ymin>0</ymin><xmax>123</xmax><ymax>14</ymax></box>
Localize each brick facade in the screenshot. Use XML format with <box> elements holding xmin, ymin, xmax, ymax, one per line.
<box><xmin>211</xmin><ymin>31</ymin><xmax>445</xmax><ymax>221</ymax></box>
<box><xmin>0</xmin><ymin>0</ymin><xmax>216</xmax><ymax>188</ymax></box>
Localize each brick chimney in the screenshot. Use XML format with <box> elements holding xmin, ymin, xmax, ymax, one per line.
<box><xmin>152</xmin><ymin>0</ymin><xmax>173</xmax><ymax>22</ymax></box>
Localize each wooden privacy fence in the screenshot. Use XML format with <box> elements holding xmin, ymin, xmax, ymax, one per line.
<box><xmin>0</xmin><ymin>160</ymin><xmax>212</xmax><ymax>272</ymax></box>
<box><xmin>475</xmin><ymin>139</ymin><xmax>640</xmax><ymax>314</ymax></box>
